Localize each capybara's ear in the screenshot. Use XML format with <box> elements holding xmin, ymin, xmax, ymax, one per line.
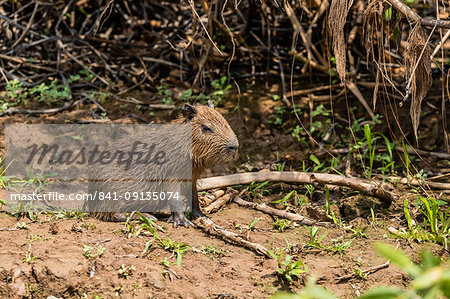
<box><xmin>182</xmin><ymin>104</ymin><xmax>197</xmax><ymax>120</ymax></box>
<box><xmin>208</xmin><ymin>100</ymin><xmax>214</xmax><ymax>109</ymax></box>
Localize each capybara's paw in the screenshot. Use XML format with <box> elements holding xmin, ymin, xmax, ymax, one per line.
<box><xmin>168</xmin><ymin>212</ymin><xmax>194</xmax><ymax>227</ymax></box>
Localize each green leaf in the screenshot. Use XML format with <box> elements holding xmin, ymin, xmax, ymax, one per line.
<box><xmin>302</xmin><ymin>286</ymin><xmax>339</xmax><ymax>299</ymax></box>
<box><xmin>309</xmin><ymin>154</ymin><xmax>320</xmax><ymax>165</ymax></box>
<box><xmin>412</xmin><ymin>267</ymin><xmax>443</xmax><ymax>290</ymax></box>
<box><xmin>359</xmin><ymin>286</ymin><xmax>403</xmax><ymax>299</ymax></box>
<box><xmin>441</xmin><ymin>271</ymin><xmax>450</xmax><ymax>297</ymax></box>
<box><xmin>220</xmin><ymin>76</ymin><xmax>227</xmax><ymax>85</ymax></box>
<box><xmin>404</xmin><ymin>199</ymin><xmax>413</xmax><ymax>230</ymax></box>
<box><xmin>268</xmin><ymin>250</ymin><xmax>278</xmax><ymax>260</ymax></box>
<box><xmin>364</xmin><ymin>124</ymin><xmax>372</xmax><ymax>149</ymax></box>
<box><xmin>176</xmin><ymin>252</ymin><xmax>182</xmax><ymax>268</ymax></box>
<box><xmin>142</xmin><ymin>240</ymin><xmax>153</xmax><ymax>254</ymax></box>
<box><xmin>272</xmin><ymin>190</ymin><xmax>296</xmax><ymax>204</ymax></box>
<box><xmin>180</xmin><ymin>89</ymin><xmax>193</xmax><ymax>99</ymax></box>
<box><xmin>374</xmin><ymin>243</ymin><xmax>420</xmax><ymax>277</ymax></box>
<box><xmin>285</xmin><ymin>255</ymin><xmax>292</xmax><ymax>265</ymax></box>
<box><xmin>421</xmin><ymin>250</ymin><xmax>441</xmax><ymax>270</ymax></box>
<box><xmin>254</xmin><ymin>180</ymin><xmax>270</xmax><ymax>190</ymax></box>
<box><xmin>249</xmin><ymin>218</ymin><xmax>260</xmax><ymax>230</ymax></box>
<box><xmin>385</xmin><ymin>6</ymin><xmax>392</xmax><ymax>21</ymax></box>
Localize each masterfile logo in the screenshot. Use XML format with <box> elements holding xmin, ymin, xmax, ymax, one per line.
<box><xmin>4</xmin><ymin>124</ymin><xmax>193</xmax><ymax>213</ymax></box>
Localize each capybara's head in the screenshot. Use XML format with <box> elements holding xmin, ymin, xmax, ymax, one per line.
<box><xmin>180</xmin><ymin>101</ymin><xmax>238</xmax><ymax>168</ymax></box>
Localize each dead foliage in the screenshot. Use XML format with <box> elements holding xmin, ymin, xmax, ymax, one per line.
<box><xmin>328</xmin><ymin>0</ymin><xmax>354</xmax><ymax>81</ymax></box>
<box><xmin>0</xmin><ymin>0</ymin><xmax>448</xmax><ymax>148</ymax></box>
<box><xmin>403</xmin><ymin>24</ymin><xmax>433</xmax><ymax>143</ymax></box>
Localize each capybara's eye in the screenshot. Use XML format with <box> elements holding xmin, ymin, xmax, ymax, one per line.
<box><xmin>201</xmin><ymin>125</ymin><xmax>213</xmax><ymax>133</ymax></box>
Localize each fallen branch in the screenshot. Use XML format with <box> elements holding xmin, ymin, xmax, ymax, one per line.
<box><xmin>194</xmin><ymin>217</ymin><xmax>271</xmax><ymax>258</ymax></box>
<box><xmin>0</xmin><ymin>100</ymin><xmax>74</xmax><ymax>117</ymax></box>
<box><xmin>233</xmin><ymin>196</ymin><xmax>327</xmax><ymax>226</ymax></box>
<box><xmin>203</xmin><ymin>189</ymin><xmax>241</xmax><ymax>214</ymax></box>
<box><xmin>198</xmin><ymin>171</ymin><xmax>397</xmax><ymax>206</ymax></box>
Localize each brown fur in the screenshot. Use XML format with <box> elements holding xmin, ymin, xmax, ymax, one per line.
<box><xmin>88</xmin><ymin>103</ymin><xmax>238</xmax><ymax>223</ymax></box>
<box><xmin>172</xmin><ymin>104</ymin><xmax>238</xmax><ymax>182</ymax></box>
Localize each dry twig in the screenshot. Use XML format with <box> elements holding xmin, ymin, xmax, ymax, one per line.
<box><xmin>233</xmin><ymin>196</ymin><xmax>328</xmax><ymax>226</ymax></box>
<box><xmin>194</xmin><ymin>217</ymin><xmax>271</xmax><ymax>258</ymax></box>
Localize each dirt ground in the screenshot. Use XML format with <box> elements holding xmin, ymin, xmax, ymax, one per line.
<box><xmin>0</xmin><ymin>93</ymin><xmax>449</xmax><ymax>298</ymax></box>
<box><xmin>0</xmin><ymin>201</ymin><xmax>447</xmax><ymax>299</ymax></box>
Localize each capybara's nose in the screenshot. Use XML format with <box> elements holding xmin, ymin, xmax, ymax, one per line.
<box><xmin>227</xmin><ymin>139</ymin><xmax>238</xmax><ymax>152</ymax></box>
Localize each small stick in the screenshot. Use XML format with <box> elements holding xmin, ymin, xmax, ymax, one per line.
<box><xmin>187</xmin><ymin>0</ymin><xmax>223</xmax><ymax>56</ymax></box>
<box><xmin>306</xmin><ymin>0</ymin><xmax>330</xmax><ymax>67</ymax></box>
<box><xmin>0</xmin><ymin>14</ymin><xmax>48</xmax><ymax>39</ymax></box>
<box><xmin>427</xmin><ymin>173</ymin><xmax>450</xmax><ymax>181</ymax></box>
<box><xmin>286</xmin><ymin>83</ymin><xmax>344</xmax><ymax>97</ymax></box>
<box><xmin>336</xmin><ymin>261</ymin><xmax>390</xmax><ymax>282</ymax></box>
<box><xmin>56</xmin><ymin>40</ymin><xmax>109</xmax><ymax>86</ymax></box>
<box><xmin>431</xmin><ymin>29</ymin><xmax>450</xmax><ymax>58</ymax></box>
<box><xmin>81</xmin><ymin>93</ymin><xmax>106</xmax><ymax>112</ymax></box>
<box><xmin>165</xmin><ymin>267</ymin><xmax>179</xmax><ymax>279</ymax></box>
<box><xmin>386</xmin><ymin>176</ymin><xmax>450</xmax><ymax>193</ymax></box>
<box><xmin>336</xmin><ymin>243</ymin><xmax>400</xmax><ymax>282</ymax></box>
<box><xmin>284</xmin><ymin>1</ymin><xmax>324</xmax><ymax>66</ymax></box>
<box><xmin>0</xmin><ymin>54</ymin><xmax>57</xmax><ymax>72</ymax></box>
<box><xmin>203</xmin><ymin>189</ymin><xmax>241</xmax><ymax>214</ymax></box>
<box><xmin>345</xmin><ymin>80</ymin><xmax>376</xmax><ymax>121</ymax></box>
<box><xmin>233</xmin><ymin>196</ymin><xmax>327</xmax><ymax>226</ymax></box>
<box><xmin>194</xmin><ymin>217</ymin><xmax>271</xmax><ymax>258</ymax></box>
<box><xmin>89</xmin><ymin>262</ymin><xmax>96</xmax><ymax>278</ymax></box>
<box><xmin>11</xmin><ymin>2</ymin><xmax>39</xmax><ymax>48</ymax></box>
<box><xmin>147</xmin><ymin>104</ymin><xmax>176</xmax><ymax>110</ymax></box>
<box><xmin>395</xmin><ymin>146</ymin><xmax>450</xmax><ymax>160</ymax></box>
<box><xmin>141</xmin><ymin>57</ymin><xmax>179</xmax><ymax>68</ymax></box>
<box><xmin>193</xmin><ymin>42</ymin><xmax>212</xmax><ymax>86</ymax></box>
<box><xmin>77</xmin><ymin>119</ymin><xmax>111</xmax><ymax>124</ymax></box>
<box><xmin>289</xmin><ymin>51</ymin><xmax>331</xmax><ymax>73</ymax></box>
<box><xmin>273</xmin><ymin>47</ymin><xmax>291</xmax><ymax>107</ymax></box>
